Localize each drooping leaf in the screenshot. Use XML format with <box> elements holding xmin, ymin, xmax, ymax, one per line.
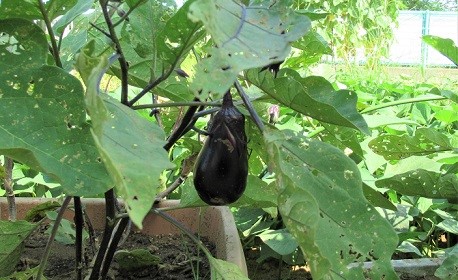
<box><xmin>0</xmin><ymin>19</ymin><xmax>112</xmax><ymax>196</ymax></box>
<box><xmin>362</xmin><ymin>184</ymin><xmax>397</xmax><ymax>211</ymax></box>
<box><xmin>0</xmin><ymin>266</ymin><xmax>46</xmax><ymax>280</ymax></box>
<box><xmin>0</xmin><ymin>0</ymin><xmax>41</xmax><ymax>20</ymax></box>
<box><xmin>376</xmin><ymin>170</ymin><xmax>458</xmax><ymax>199</ymax></box>
<box><xmin>0</xmin><ymin>220</ymin><xmax>38</xmax><ymax>277</ymax></box>
<box><xmin>423</xmin><ymin>35</ymin><xmax>458</xmax><ymax>66</ymax></box>
<box><xmin>257</xmin><ymin>229</ymin><xmax>299</xmax><ymax>256</ymax></box>
<box><xmin>246</xmin><ymin>69</ymin><xmax>369</xmax><ymax>134</ymax></box>
<box><xmin>287</xmin><ymin>31</ymin><xmax>332</xmax><ymax>67</ymax></box>
<box><xmin>437</xmin><ymin>219</ymin><xmax>458</xmax><ymax>235</ymax></box>
<box><xmin>52</xmin><ymin>0</ymin><xmax>93</xmax><ymax>34</ymax></box>
<box><xmin>369</xmin><ymin>128</ymin><xmax>454</xmax><ymax>160</ymax></box>
<box><xmin>207</xmin><ymin>254</ymin><xmax>249</xmax><ymax>280</ymax></box>
<box><xmin>265</xmin><ymin>128</ymin><xmax>398</xmax><ymax>279</ymax></box>
<box><xmin>188</xmin><ymin>0</ymin><xmax>310</xmax><ymax>99</ymax></box>
<box><xmin>79</xmin><ymin>43</ymin><xmax>174</xmax><ymax>229</ymax></box>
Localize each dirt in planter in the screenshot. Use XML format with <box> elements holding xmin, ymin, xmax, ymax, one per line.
<box><xmin>16</xmin><ymin>224</ymin><xmax>215</xmax><ymax>280</ymax></box>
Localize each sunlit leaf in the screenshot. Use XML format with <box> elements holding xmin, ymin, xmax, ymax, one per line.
<box><xmin>376</xmin><ymin>170</ymin><xmax>458</xmax><ymax>199</ymax></box>
<box><xmin>423</xmin><ymin>35</ymin><xmax>458</xmax><ymax>66</ymax></box>
<box><xmin>0</xmin><ymin>19</ymin><xmax>112</xmax><ymax>196</ymax></box>
<box><xmin>246</xmin><ymin>69</ymin><xmax>369</xmax><ymax>134</ymax></box>
<box><xmin>369</xmin><ymin>128</ymin><xmax>454</xmax><ymax>160</ymax></box>
<box><xmin>188</xmin><ymin>0</ymin><xmax>310</xmax><ymax>99</ymax></box>
<box><xmin>265</xmin><ymin>127</ymin><xmax>398</xmax><ymax>279</ymax></box>
<box><xmin>79</xmin><ymin>43</ymin><xmax>174</xmax><ymax>229</ymax></box>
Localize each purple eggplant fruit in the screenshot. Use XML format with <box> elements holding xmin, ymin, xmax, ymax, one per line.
<box><xmin>193</xmin><ymin>91</ymin><xmax>248</xmax><ymax>205</ymax></box>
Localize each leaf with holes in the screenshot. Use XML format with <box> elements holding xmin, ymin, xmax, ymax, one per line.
<box><xmin>265</xmin><ymin>128</ymin><xmax>398</xmax><ymax>279</ymax></box>
<box><xmin>369</xmin><ymin>128</ymin><xmax>454</xmax><ymax>160</ymax></box>
<box><xmin>80</xmin><ymin>44</ymin><xmax>174</xmax><ymax>229</ymax></box>
<box><xmin>246</xmin><ymin>69</ymin><xmax>369</xmax><ymax>134</ymax></box>
<box><xmin>188</xmin><ymin>0</ymin><xmax>310</xmax><ymax>99</ymax></box>
<box><xmin>423</xmin><ymin>35</ymin><xmax>458</xmax><ymax>66</ymax></box>
<box><xmin>376</xmin><ymin>170</ymin><xmax>458</xmax><ymax>199</ymax></box>
<box><xmin>0</xmin><ymin>19</ymin><xmax>111</xmax><ymax>196</ymax></box>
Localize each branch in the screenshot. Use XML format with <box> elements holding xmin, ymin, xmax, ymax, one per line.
<box><xmin>37</xmin><ymin>196</ymin><xmax>73</xmax><ymax>280</ymax></box>
<box><xmin>234</xmin><ymin>80</ymin><xmax>265</xmax><ymax>132</ymax></box>
<box><xmin>131</xmin><ymin>101</ymin><xmax>219</xmax><ymax>110</ymax></box>
<box><xmin>2</xmin><ymin>157</ymin><xmax>15</xmax><ymax>221</ymax></box>
<box><xmin>113</xmin><ymin>0</ymin><xmax>146</xmax><ymax>27</ymax></box>
<box><xmin>37</xmin><ymin>0</ymin><xmax>62</xmax><ymax>68</ymax></box>
<box><xmin>99</xmin><ymin>0</ymin><xmax>129</xmax><ymax>105</ymax></box>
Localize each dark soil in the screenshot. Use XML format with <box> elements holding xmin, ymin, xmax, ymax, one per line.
<box><xmin>17</xmin><ymin>224</ymin><xmax>215</xmax><ymax>280</ymax></box>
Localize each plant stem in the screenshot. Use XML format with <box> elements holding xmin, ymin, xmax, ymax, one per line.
<box><xmin>234</xmin><ymin>81</ymin><xmax>265</xmax><ymax>132</ymax></box>
<box><xmin>132</xmin><ymin>101</ymin><xmax>219</xmax><ymax>110</ymax></box>
<box><xmin>99</xmin><ymin>0</ymin><xmax>129</xmax><ymax>105</ymax></box>
<box><xmin>2</xmin><ymin>157</ymin><xmax>15</xmax><ymax>221</ymax></box>
<box><xmin>74</xmin><ymin>196</ymin><xmax>83</xmax><ymax>280</ymax></box>
<box><xmin>37</xmin><ymin>0</ymin><xmax>62</xmax><ymax>68</ymax></box>
<box><xmin>360</xmin><ymin>95</ymin><xmax>446</xmax><ymax>114</ymax></box>
<box><xmin>100</xmin><ymin>217</ymin><xmax>130</xmax><ymax>279</ymax></box>
<box><xmin>37</xmin><ymin>196</ymin><xmax>72</xmax><ymax>280</ymax></box>
<box><xmin>88</xmin><ymin>189</ymin><xmax>117</xmax><ymax>280</ymax></box>
<box><xmin>112</xmin><ymin>0</ymin><xmax>145</xmax><ymax>27</ymax></box>
<box><xmin>163</xmin><ymin>98</ymin><xmax>203</xmax><ymax>151</ymax></box>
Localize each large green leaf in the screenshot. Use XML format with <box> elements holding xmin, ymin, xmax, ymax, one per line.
<box><xmin>423</xmin><ymin>35</ymin><xmax>458</xmax><ymax>66</ymax></box>
<box><xmin>0</xmin><ymin>266</ymin><xmax>47</xmax><ymax>280</ymax></box>
<box><xmin>376</xmin><ymin>170</ymin><xmax>458</xmax><ymax>199</ymax></box>
<box><xmin>246</xmin><ymin>69</ymin><xmax>369</xmax><ymax>134</ymax></box>
<box><xmin>0</xmin><ymin>0</ymin><xmax>41</xmax><ymax>20</ymax></box>
<box><xmin>79</xmin><ymin>44</ymin><xmax>174</xmax><ymax>229</ymax></box>
<box><xmin>265</xmin><ymin>128</ymin><xmax>398</xmax><ymax>279</ymax></box>
<box><xmin>188</xmin><ymin>0</ymin><xmax>310</xmax><ymax>99</ymax></box>
<box><xmin>0</xmin><ymin>220</ymin><xmax>38</xmax><ymax>277</ymax></box>
<box><xmin>369</xmin><ymin>128</ymin><xmax>454</xmax><ymax>160</ymax></box>
<box><xmin>0</xmin><ymin>19</ymin><xmax>112</xmax><ymax>196</ymax></box>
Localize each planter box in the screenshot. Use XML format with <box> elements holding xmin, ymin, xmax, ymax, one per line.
<box><xmin>349</xmin><ymin>258</ymin><xmax>443</xmax><ymax>279</ymax></box>
<box><xmin>0</xmin><ymin>197</ymin><xmax>247</xmax><ymax>276</ymax></box>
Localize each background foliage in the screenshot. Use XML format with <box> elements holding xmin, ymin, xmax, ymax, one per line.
<box><xmin>1</xmin><ymin>0</ymin><xmax>458</xmax><ymax>279</ymax></box>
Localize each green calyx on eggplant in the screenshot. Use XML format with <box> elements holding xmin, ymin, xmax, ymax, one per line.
<box><xmin>193</xmin><ymin>91</ymin><xmax>248</xmax><ymax>206</ymax></box>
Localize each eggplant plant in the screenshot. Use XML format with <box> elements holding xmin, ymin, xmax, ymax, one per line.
<box><xmin>2</xmin><ymin>0</ymin><xmax>458</xmax><ymax>279</ymax></box>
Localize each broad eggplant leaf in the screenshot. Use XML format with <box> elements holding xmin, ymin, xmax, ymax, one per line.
<box><xmin>246</xmin><ymin>69</ymin><xmax>369</xmax><ymax>134</ymax></box>
<box><xmin>369</xmin><ymin>128</ymin><xmax>454</xmax><ymax>160</ymax></box>
<box><xmin>0</xmin><ymin>220</ymin><xmax>38</xmax><ymax>277</ymax></box>
<box><xmin>188</xmin><ymin>0</ymin><xmax>310</xmax><ymax>99</ymax></box>
<box><xmin>376</xmin><ymin>169</ymin><xmax>458</xmax><ymax>199</ymax></box>
<box><xmin>78</xmin><ymin>44</ymin><xmax>174</xmax><ymax>229</ymax></box>
<box><xmin>265</xmin><ymin>128</ymin><xmax>398</xmax><ymax>279</ymax></box>
<box><xmin>0</xmin><ymin>19</ymin><xmax>112</xmax><ymax>196</ymax></box>
<box><xmin>423</xmin><ymin>35</ymin><xmax>458</xmax><ymax>66</ymax></box>
<box><xmin>0</xmin><ymin>0</ymin><xmax>41</xmax><ymax>20</ymax></box>
<box><xmin>53</xmin><ymin>0</ymin><xmax>93</xmax><ymax>34</ymax></box>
